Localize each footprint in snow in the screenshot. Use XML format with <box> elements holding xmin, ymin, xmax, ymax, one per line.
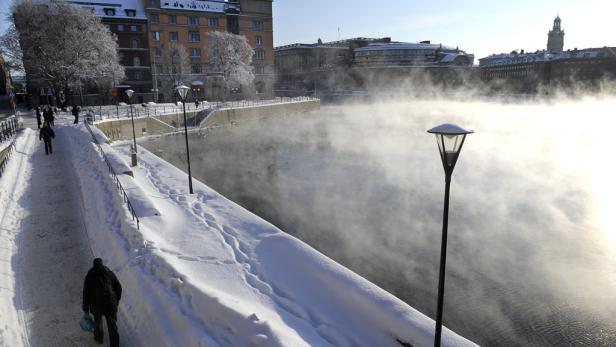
<box><xmin>193</xmin><ymin>202</ymin><xmax>202</xmax><ymax>210</ymax></box>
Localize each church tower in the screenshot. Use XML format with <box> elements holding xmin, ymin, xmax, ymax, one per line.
<box><xmin>547</xmin><ymin>16</ymin><xmax>565</xmax><ymax>53</ymax></box>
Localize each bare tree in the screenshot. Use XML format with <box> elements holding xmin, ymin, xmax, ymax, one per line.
<box><xmin>205</xmin><ymin>31</ymin><xmax>254</xmax><ymax>96</ymax></box>
<box><xmin>11</xmin><ymin>0</ymin><xmax>124</xmax><ymax>102</ymax></box>
<box><xmin>156</xmin><ymin>41</ymin><xmax>191</xmax><ymax>100</ymax></box>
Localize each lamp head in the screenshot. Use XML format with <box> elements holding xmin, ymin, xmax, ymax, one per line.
<box><xmin>176</xmin><ymin>85</ymin><xmax>190</xmax><ymax>101</ymax></box>
<box><xmin>125</xmin><ymin>89</ymin><xmax>134</xmax><ymax>99</ymax></box>
<box><xmin>427</xmin><ymin>123</ymin><xmax>473</xmax><ymax>173</ymax></box>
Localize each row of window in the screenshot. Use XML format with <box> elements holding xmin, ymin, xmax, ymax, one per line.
<box><xmin>151</xmin><ymin>31</ymin><xmax>263</xmax><ymax>46</ymax></box>
<box><xmin>151</xmin><ymin>64</ymin><xmax>267</xmax><ymax>74</ymax></box>
<box><xmin>150</xmin><ymin>14</ymin><xmax>264</xmax><ymax>30</ymax></box>
<box><xmin>104</xmin><ymin>8</ymin><xmax>137</xmax><ymax>17</ymax></box>
<box><xmin>151</xmin><ymin>46</ymin><xmax>266</xmax><ymax>60</ymax></box>
<box><xmin>104</xmin><ymin>24</ymin><xmax>141</xmax><ymax>32</ymax></box>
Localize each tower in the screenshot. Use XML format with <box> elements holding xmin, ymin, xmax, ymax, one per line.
<box><xmin>547</xmin><ymin>15</ymin><xmax>565</xmax><ymax>53</ymax></box>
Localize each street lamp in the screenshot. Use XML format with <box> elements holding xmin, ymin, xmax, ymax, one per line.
<box><xmin>176</xmin><ymin>84</ymin><xmax>194</xmax><ymax>194</ymax></box>
<box><xmin>125</xmin><ymin>89</ymin><xmax>138</xmax><ymax>166</ymax></box>
<box><xmin>427</xmin><ymin>123</ymin><xmax>473</xmax><ymax>347</ymax></box>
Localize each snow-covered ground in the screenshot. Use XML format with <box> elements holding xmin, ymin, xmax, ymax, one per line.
<box><xmin>0</xmin><ymin>118</ymin><xmax>476</xmax><ymax>346</ymax></box>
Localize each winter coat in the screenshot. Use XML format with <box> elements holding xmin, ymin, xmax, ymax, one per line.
<box><xmin>39</xmin><ymin>126</ymin><xmax>55</xmax><ymax>141</ymax></box>
<box><xmin>72</xmin><ymin>106</ymin><xmax>79</xmax><ymax>116</ymax></box>
<box><xmin>82</xmin><ymin>263</ymin><xmax>122</xmax><ymax>316</ymax></box>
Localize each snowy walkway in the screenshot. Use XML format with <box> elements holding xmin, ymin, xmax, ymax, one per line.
<box><xmin>0</xmin><ymin>126</ymin><xmax>138</xmax><ymax>346</ymax></box>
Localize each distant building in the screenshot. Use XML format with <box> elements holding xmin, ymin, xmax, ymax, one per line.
<box><xmin>67</xmin><ymin>0</ymin><xmax>152</xmax><ymax>104</ymax></box>
<box><xmin>547</xmin><ymin>16</ymin><xmax>565</xmax><ymax>53</ymax></box>
<box><xmin>274</xmin><ymin>37</ymin><xmax>474</xmax><ymax>96</ymax></box>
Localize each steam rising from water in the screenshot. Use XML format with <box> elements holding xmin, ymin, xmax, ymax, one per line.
<box><xmin>141</xmin><ymin>97</ymin><xmax>616</xmax><ymax>346</ymax></box>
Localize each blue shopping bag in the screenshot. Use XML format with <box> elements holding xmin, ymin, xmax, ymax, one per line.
<box><xmin>80</xmin><ymin>313</ymin><xmax>95</xmax><ymax>333</ymax></box>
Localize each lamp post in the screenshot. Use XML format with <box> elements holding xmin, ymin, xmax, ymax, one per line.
<box><xmin>125</xmin><ymin>89</ymin><xmax>138</xmax><ymax>166</ymax></box>
<box><xmin>176</xmin><ymin>85</ymin><xmax>194</xmax><ymax>194</ymax></box>
<box><xmin>427</xmin><ymin>123</ymin><xmax>473</xmax><ymax>347</ymax></box>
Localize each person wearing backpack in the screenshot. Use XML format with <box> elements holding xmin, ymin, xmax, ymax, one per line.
<box><xmin>39</xmin><ymin>121</ymin><xmax>55</xmax><ymax>155</ymax></box>
<box><xmin>82</xmin><ymin>258</ymin><xmax>122</xmax><ymax>346</ymax></box>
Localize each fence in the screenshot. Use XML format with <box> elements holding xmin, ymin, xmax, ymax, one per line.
<box><xmin>86</xmin><ymin>96</ymin><xmax>319</xmax><ymax>122</ymax></box>
<box><xmin>0</xmin><ymin>117</ymin><xmax>21</xmax><ymax>178</ymax></box>
<box><xmin>84</xmin><ymin>121</ymin><xmax>141</xmax><ymax>230</ymax></box>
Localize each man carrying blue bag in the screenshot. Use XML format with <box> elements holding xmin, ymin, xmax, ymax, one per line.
<box><xmin>82</xmin><ymin>258</ymin><xmax>123</xmax><ymax>346</ymax></box>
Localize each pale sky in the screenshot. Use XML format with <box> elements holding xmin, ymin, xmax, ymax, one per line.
<box><xmin>2</xmin><ymin>1</ymin><xmax>615</xmax><ymax>60</ymax></box>
<box><xmin>273</xmin><ymin>0</ymin><xmax>616</xmax><ymax>59</ymax></box>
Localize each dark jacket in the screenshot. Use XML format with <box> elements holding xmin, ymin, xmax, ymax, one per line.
<box><xmin>39</xmin><ymin>126</ymin><xmax>55</xmax><ymax>141</ymax></box>
<box><xmin>72</xmin><ymin>106</ymin><xmax>79</xmax><ymax>116</ymax></box>
<box><xmin>82</xmin><ymin>263</ymin><xmax>122</xmax><ymax>316</ymax></box>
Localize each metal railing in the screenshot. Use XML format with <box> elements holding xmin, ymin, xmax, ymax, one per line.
<box><xmin>84</xmin><ymin>121</ymin><xmax>140</xmax><ymax>230</ymax></box>
<box><xmin>0</xmin><ymin>117</ymin><xmax>21</xmax><ymax>178</ymax></box>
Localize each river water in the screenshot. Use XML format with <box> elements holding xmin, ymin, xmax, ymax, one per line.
<box><xmin>139</xmin><ymin>97</ymin><xmax>616</xmax><ymax>346</ymax></box>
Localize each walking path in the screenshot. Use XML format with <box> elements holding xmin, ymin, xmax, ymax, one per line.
<box><xmin>0</xmin><ymin>123</ymin><xmax>139</xmax><ymax>346</ymax></box>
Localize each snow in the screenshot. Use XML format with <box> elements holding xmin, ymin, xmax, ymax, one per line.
<box><xmin>0</xmin><ymin>120</ymin><xmax>476</xmax><ymax>346</ymax></box>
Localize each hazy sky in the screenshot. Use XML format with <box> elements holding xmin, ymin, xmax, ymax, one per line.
<box><xmin>273</xmin><ymin>0</ymin><xmax>616</xmax><ymax>59</ymax></box>
<box><xmin>2</xmin><ymin>1</ymin><xmax>615</xmax><ymax>60</ymax></box>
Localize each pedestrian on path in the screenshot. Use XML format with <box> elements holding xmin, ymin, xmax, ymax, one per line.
<box><xmin>39</xmin><ymin>121</ymin><xmax>55</xmax><ymax>155</ymax></box>
<box><xmin>48</xmin><ymin>107</ymin><xmax>55</xmax><ymax>126</ymax></box>
<box><xmin>82</xmin><ymin>258</ymin><xmax>122</xmax><ymax>347</ymax></box>
<box><xmin>72</xmin><ymin>105</ymin><xmax>80</xmax><ymax>124</ymax></box>
<box><xmin>35</xmin><ymin>106</ymin><xmax>42</xmax><ymax>129</ymax></box>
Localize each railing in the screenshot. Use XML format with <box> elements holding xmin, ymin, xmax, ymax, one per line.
<box><xmin>84</xmin><ymin>121</ymin><xmax>140</xmax><ymax>230</ymax></box>
<box><xmin>0</xmin><ymin>117</ymin><xmax>20</xmax><ymax>178</ymax></box>
<box><xmin>86</xmin><ymin>97</ymin><xmax>319</xmax><ymax>122</ymax></box>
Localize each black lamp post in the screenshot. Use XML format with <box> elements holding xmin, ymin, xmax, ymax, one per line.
<box><xmin>125</xmin><ymin>89</ymin><xmax>138</xmax><ymax>166</ymax></box>
<box><xmin>427</xmin><ymin>123</ymin><xmax>473</xmax><ymax>347</ymax></box>
<box><xmin>176</xmin><ymin>84</ymin><xmax>194</xmax><ymax>194</ymax></box>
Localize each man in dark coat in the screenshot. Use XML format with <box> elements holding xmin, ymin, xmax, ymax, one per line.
<box><xmin>39</xmin><ymin>121</ymin><xmax>55</xmax><ymax>155</ymax></box>
<box><xmin>82</xmin><ymin>258</ymin><xmax>122</xmax><ymax>346</ymax></box>
<box><xmin>48</xmin><ymin>107</ymin><xmax>55</xmax><ymax>126</ymax></box>
<box><xmin>35</xmin><ymin>106</ymin><xmax>42</xmax><ymax>129</ymax></box>
<box><xmin>72</xmin><ymin>105</ymin><xmax>80</xmax><ymax>124</ymax></box>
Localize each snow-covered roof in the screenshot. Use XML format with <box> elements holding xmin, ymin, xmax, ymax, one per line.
<box><xmin>67</xmin><ymin>0</ymin><xmax>147</xmax><ymax>20</ymax></box>
<box><xmin>479</xmin><ymin>47</ymin><xmax>616</xmax><ymax>67</ymax></box>
<box><xmin>355</xmin><ymin>42</ymin><xmax>445</xmax><ymax>52</ymax></box>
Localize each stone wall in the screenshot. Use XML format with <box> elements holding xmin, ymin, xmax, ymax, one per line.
<box><xmin>201</xmin><ymin>99</ymin><xmax>320</xmax><ymax>128</ymax></box>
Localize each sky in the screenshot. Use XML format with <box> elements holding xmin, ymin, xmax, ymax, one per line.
<box><xmin>2</xmin><ymin>0</ymin><xmax>615</xmax><ymax>60</ymax></box>
<box><xmin>273</xmin><ymin>0</ymin><xmax>616</xmax><ymax>59</ymax></box>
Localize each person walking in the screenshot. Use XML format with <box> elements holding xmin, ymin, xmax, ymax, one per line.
<box><xmin>35</xmin><ymin>106</ymin><xmax>42</xmax><ymax>129</ymax></box>
<box><xmin>39</xmin><ymin>121</ymin><xmax>55</xmax><ymax>155</ymax></box>
<box><xmin>82</xmin><ymin>258</ymin><xmax>122</xmax><ymax>347</ymax></box>
<box><xmin>48</xmin><ymin>106</ymin><xmax>55</xmax><ymax>126</ymax></box>
<box><xmin>72</xmin><ymin>105</ymin><xmax>80</xmax><ymax>124</ymax></box>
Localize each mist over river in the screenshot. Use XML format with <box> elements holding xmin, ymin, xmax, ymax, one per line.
<box><xmin>139</xmin><ymin>97</ymin><xmax>616</xmax><ymax>346</ymax></box>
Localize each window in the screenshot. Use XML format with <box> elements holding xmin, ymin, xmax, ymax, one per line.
<box><xmin>253</xmin><ymin>20</ymin><xmax>263</xmax><ymax>30</ymax></box>
<box><xmin>254</xmin><ymin>49</ymin><xmax>265</xmax><ymax>60</ymax></box>
<box><xmin>151</xmin><ymin>31</ymin><xmax>160</xmax><ymax>41</ymax></box>
<box><xmin>103</xmin><ymin>8</ymin><xmax>115</xmax><ymax>16</ymax></box>
<box><xmin>191</xmin><ymin>64</ymin><xmax>201</xmax><ymax>74</ymax></box>
<box><xmin>151</xmin><ymin>14</ymin><xmax>159</xmax><ymax>23</ymax></box>
<box><xmin>255</xmin><ymin>35</ymin><xmax>263</xmax><ymax>46</ymax></box>
<box><xmin>130</xmin><ymin>25</ymin><xmax>137</xmax><ymax>32</ymax></box>
<box><xmin>254</xmin><ymin>65</ymin><xmax>265</xmax><ymax>74</ymax></box>
<box><xmin>117</xmin><ymin>24</ymin><xmax>124</xmax><ymax>31</ymax></box>
<box><xmin>168</xmin><ymin>15</ymin><xmax>177</xmax><ymax>24</ymax></box>
<box><xmin>169</xmin><ymin>32</ymin><xmax>178</xmax><ymax>41</ymax></box>
<box><xmin>190</xmin><ymin>48</ymin><xmax>201</xmax><ymax>58</ymax></box>
<box><xmin>188</xmin><ymin>31</ymin><xmax>200</xmax><ymax>42</ymax></box>
<box><xmin>104</xmin><ymin>24</ymin><xmax>111</xmax><ymax>31</ymax></box>
<box><xmin>134</xmin><ymin>72</ymin><xmax>142</xmax><ymax>80</ymax></box>
<box><xmin>133</xmin><ymin>57</ymin><xmax>141</xmax><ymax>66</ymax></box>
<box><xmin>131</xmin><ymin>39</ymin><xmax>140</xmax><ymax>48</ymax></box>
<box><xmin>154</xmin><ymin>64</ymin><xmax>163</xmax><ymax>73</ymax></box>
<box><xmin>154</xmin><ymin>47</ymin><xmax>162</xmax><ymax>56</ymax></box>
<box><xmin>208</xmin><ymin>18</ymin><xmax>218</xmax><ymax>27</ymax></box>
<box><xmin>188</xmin><ymin>16</ymin><xmax>198</xmax><ymax>25</ymax></box>
<box><xmin>125</xmin><ymin>9</ymin><xmax>136</xmax><ymax>17</ymax></box>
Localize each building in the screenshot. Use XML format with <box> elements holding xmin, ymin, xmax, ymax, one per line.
<box><xmin>144</xmin><ymin>0</ymin><xmax>274</xmax><ymax>101</ymax></box>
<box><xmin>69</xmin><ymin>0</ymin><xmax>153</xmax><ymax>104</ymax></box>
<box><xmin>274</xmin><ymin>37</ymin><xmax>474</xmax><ymax>96</ymax></box>
<box><xmin>547</xmin><ymin>16</ymin><xmax>564</xmax><ymax>53</ymax></box>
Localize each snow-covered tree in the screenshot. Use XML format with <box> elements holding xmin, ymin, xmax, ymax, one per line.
<box><xmin>156</xmin><ymin>41</ymin><xmax>190</xmax><ymax>100</ymax></box>
<box><xmin>205</xmin><ymin>31</ymin><xmax>254</xmax><ymax>95</ymax></box>
<box><xmin>0</xmin><ymin>24</ymin><xmax>24</xmax><ymax>74</ymax></box>
<box><xmin>11</xmin><ymin>0</ymin><xmax>124</xmax><ymax>101</ymax></box>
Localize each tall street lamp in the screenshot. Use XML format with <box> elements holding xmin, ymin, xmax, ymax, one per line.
<box><xmin>176</xmin><ymin>84</ymin><xmax>194</xmax><ymax>194</ymax></box>
<box><xmin>125</xmin><ymin>89</ymin><xmax>138</xmax><ymax>166</ymax></box>
<box><xmin>427</xmin><ymin>123</ymin><xmax>473</xmax><ymax>347</ymax></box>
